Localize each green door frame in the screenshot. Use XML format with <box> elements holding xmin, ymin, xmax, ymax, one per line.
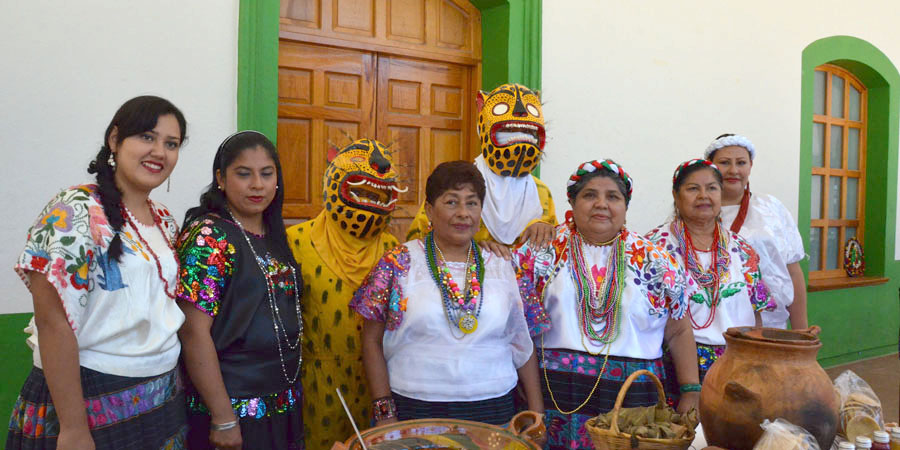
<box><xmin>236</xmin><ymin>0</ymin><xmax>542</xmax><ymax>143</ymax></box>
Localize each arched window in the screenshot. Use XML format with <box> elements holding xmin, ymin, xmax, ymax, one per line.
<box><xmin>809</xmin><ymin>64</ymin><xmax>867</xmax><ymax>279</ymax></box>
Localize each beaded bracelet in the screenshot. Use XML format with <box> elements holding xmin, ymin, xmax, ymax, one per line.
<box><xmin>210</xmin><ymin>419</ymin><xmax>239</xmax><ymax>431</ymax></box>
<box><xmin>372</xmin><ymin>396</ymin><xmax>397</xmax><ymax>422</ymax></box>
<box><xmin>679</xmin><ymin>383</ymin><xmax>702</xmax><ymax>393</ymax></box>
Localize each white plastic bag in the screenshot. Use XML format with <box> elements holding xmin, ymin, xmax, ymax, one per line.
<box><xmin>834</xmin><ymin>370</ymin><xmax>884</xmax><ymax>441</ymax></box>
<box><xmin>752</xmin><ymin>418</ymin><xmax>820</xmax><ymax>450</ymax></box>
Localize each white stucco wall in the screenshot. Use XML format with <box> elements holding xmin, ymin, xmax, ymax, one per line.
<box><xmin>0</xmin><ymin>1</ymin><xmax>239</xmax><ymax>314</ymax></box>
<box><xmin>541</xmin><ymin>1</ymin><xmax>900</xmax><ymax>259</ymax></box>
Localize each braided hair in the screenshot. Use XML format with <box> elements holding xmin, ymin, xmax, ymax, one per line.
<box><xmin>87</xmin><ymin>96</ymin><xmax>187</xmax><ymax>261</ymax></box>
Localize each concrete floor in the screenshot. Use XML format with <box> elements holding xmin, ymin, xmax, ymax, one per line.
<box><xmin>825</xmin><ymin>353</ymin><xmax>900</xmax><ymax>423</ymax></box>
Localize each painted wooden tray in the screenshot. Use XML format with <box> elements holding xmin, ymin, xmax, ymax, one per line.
<box><xmin>338</xmin><ymin>411</ymin><xmax>545</xmax><ymax>450</ymax></box>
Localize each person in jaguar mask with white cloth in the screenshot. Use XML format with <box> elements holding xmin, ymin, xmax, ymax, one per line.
<box><xmin>406</xmin><ymin>83</ymin><xmax>557</xmax><ymax>248</ymax></box>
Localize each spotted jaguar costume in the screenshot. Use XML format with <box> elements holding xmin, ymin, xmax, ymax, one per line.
<box><xmin>406</xmin><ymin>83</ymin><xmax>556</xmax><ymax>244</ymax></box>
<box><xmin>287</xmin><ymin>139</ymin><xmax>402</xmax><ymax>450</ymax></box>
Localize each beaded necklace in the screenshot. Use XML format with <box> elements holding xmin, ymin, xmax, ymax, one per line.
<box><xmin>568</xmin><ymin>229</ymin><xmax>627</xmax><ymax>347</ymax></box>
<box><xmin>227</xmin><ymin>210</ymin><xmax>303</xmax><ymax>384</ymax></box>
<box><xmin>672</xmin><ymin>218</ymin><xmax>730</xmax><ymax>330</ymax></box>
<box><xmin>121</xmin><ymin>201</ymin><xmax>178</xmax><ymax>299</ymax></box>
<box><xmin>424</xmin><ymin>232</ymin><xmax>484</xmax><ymax>335</ymax></box>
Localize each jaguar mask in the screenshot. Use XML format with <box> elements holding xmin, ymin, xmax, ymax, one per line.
<box><xmin>322</xmin><ymin>139</ymin><xmax>406</xmax><ymax>239</ymax></box>
<box><xmin>476</xmin><ymin>83</ymin><xmax>546</xmax><ymax>177</ymax></box>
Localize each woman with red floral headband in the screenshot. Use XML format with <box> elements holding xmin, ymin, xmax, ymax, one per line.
<box><xmin>513</xmin><ymin>159</ymin><xmax>700</xmax><ymax>450</ymax></box>
<box><xmin>646</xmin><ymin>158</ymin><xmax>775</xmax><ymax>401</ymax></box>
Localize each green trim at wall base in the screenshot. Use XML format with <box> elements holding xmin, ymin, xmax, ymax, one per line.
<box><xmin>0</xmin><ymin>313</ymin><xmax>34</xmax><ymax>416</ymax></box>
<box><xmin>819</xmin><ymin>346</ymin><xmax>898</xmax><ymax>369</ymax></box>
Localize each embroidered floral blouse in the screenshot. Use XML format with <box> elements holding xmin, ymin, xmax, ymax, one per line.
<box><xmin>15</xmin><ymin>184</ymin><xmax>183</xmax><ymax>377</ymax></box>
<box><xmin>176</xmin><ymin>214</ymin><xmax>303</xmax><ymax>398</ymax></box>
<box><xmin>512</xmin><ymin>222</ymin><xmax>688</xmax><ymax>360</ymax></box>
<box><xmin>645</xmin><ymin>220</ymin><xmax>775</xmax><ymax>346</ymax></box>
<box><xmin>350</xmin><ymin>240</ymin><xmax>533</xmax><ymax>402</ymax></box>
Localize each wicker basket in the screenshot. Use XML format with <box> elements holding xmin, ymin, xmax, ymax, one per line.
<box><xmin>585</xmin><ymin>369</ymin><xmax>694</xmax><ymax>450</ymax></box>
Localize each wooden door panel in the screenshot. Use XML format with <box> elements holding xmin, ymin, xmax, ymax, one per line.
<box><xmin>387</xmin><ymin>0</ymin><xmax>426</xmax><ymax>44</ymax></box>
<box><xmin>376</xmin><ymin>54</ymin><xmax>473</xmax><ymax>239</ymax></box>
<box><xmin>281</xmin><ymin>0</ymin><xmax>480</xmax><ymax>65</ymax></box>
<box><xmin>332</xmin><ymin>0</ymin><xmax>376</xmax><ymax>36</ymax></box>
<box><xmin>278</xmin><ymin>41</ymin><xmax>375</xmax><ymax>219</ymax></box>
<box><xmin>282</xmin><ymin>0</ymin><xmax>321</xmax><ymax>29</ymax></box>
<box><xmin>278</xmin><ymin>118</ymin><xmax>313</xmax><ymax>205</ymax></box>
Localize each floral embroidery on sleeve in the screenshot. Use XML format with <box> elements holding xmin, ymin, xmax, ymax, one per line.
<box><xmin>511</xmin><ymin>243</ymin><xmax>554</xmax><ymax>337</ymax></box>
<box><xmin>349</xmin><ymin>245</ymin><xmax>410</xmax><ymax>330</ymax></box>
<box><xmin>736</xmin><ymin>237</ymin><xmax>775</xmax><ymax>312</ymax></box>
<box><xmin>176</xmin><ymin>218</ymin><xmax>235</xmax><ymax>316</ymax></box>
<box><xmin>15</xmin><ymin>186</ymin><xmax>100</xmax><ymax>331</ymax></box>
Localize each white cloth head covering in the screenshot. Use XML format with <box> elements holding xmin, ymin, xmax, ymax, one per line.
<box><xmin>474</xmin><ymin>155</ymin><xmax>542</xmax><ymax>245</ymax></box>
<box><xmin>704</xmin><ymin>134</ymin><xmax>756</xmax><ymax>160</ymax></box>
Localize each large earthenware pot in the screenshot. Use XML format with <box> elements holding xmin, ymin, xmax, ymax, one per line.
<box><xmin>339</xmin><ymin>411</ymin><xmax>545</xmax><ymax>450</ymax></box>
<box><xmin>699</xmin><ymin>326</ymin><xmax>838</xmax><ymax>450</ymax></box>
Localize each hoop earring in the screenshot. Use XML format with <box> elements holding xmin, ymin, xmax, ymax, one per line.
<box><xmin>108</xmin><ymin>152</ymin><xmax>116</xmax><ymax>168</ymax></box>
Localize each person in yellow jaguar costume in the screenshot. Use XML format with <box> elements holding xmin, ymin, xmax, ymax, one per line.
<box><xmin>287</xmin><ymin>139</ymin><xmax>403</xmax><ymax>449</ymax></box>
<box><xmin>406</xmin><ymin>83</ymin><xmax>556</xmax><ymax>247</ymax></box>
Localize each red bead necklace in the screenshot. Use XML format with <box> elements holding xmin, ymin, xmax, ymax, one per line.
<box><xmin>121</xmin><ymin>200</ymin><xmax>179</xmax><ymax>299</ymax></box>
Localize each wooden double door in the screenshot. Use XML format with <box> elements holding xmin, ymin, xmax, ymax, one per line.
<box><xmin>278</xmin><ymin>0</ymin><xmax>482</xmax><ymax>238</ymax></box>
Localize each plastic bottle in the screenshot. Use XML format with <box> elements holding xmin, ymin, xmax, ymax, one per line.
<box><xmin>873</xmin><ymin>431</ymin><xmax>891</xmax><ymax>450</ymax></box>
<box><xmin>889</xmin><ymin>428</ymin><xmax>900</xmax><ymax>450</ymax></box>
<box><xmin>856</xmin><ymin>436</ymin><xmax>873</xmax><ymax>449</ymax></box>
<box><xmin>839</xmin><ymin>442</ymin><xmax>857</xmax><ymax>450</ymax></box>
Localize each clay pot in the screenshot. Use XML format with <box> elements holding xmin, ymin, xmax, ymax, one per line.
<box><xmin>699</xmin><ymin>326</ymin><xmax>839</xmax><ymax>450</ymax></box>
<box><xmin>338</xmin><ymin>410</ymin><xmax>545</xmax><ymax>450</ymax></box>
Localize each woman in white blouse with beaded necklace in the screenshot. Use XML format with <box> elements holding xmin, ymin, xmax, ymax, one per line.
<box><xmin>351</xmin><ymin>160</ymin><xmax>543</xmax><ymax>427</ymax></box>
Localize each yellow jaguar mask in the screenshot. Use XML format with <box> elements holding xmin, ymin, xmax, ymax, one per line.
<box><xmin>322</xmin><ymin>139</ymin><xmax>406</xmax><ymax>239</ymax></box>
<box><xmin>476</xmin><ymin>83</ymin><xmax>545</xmax><ymax>177</ymax></box>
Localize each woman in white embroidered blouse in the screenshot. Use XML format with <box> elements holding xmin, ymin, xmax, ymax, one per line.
<box><xmin>7</xmin><ymin>96</ymin><xmax>188</xmax><ymax>450</ymax></box>
<box><xmin>705</xmin><ymin>133</ymin><xmax>807</xmax><ymax>329</ymax></box>
<box><xmin>350</xmin><ymin>160</ymin><xmax>543</xmax><ymax>427</ymax></box>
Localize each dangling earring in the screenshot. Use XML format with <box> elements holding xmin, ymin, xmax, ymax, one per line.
<box><xmin>166</xmin><ymin>177</ymin><xmax>171</xmax><ymax>193</ymax></box>
<box><xmin>108</xmin><ymin>152</ymin><xmax>116</xmax><ymax>168</ymax></box>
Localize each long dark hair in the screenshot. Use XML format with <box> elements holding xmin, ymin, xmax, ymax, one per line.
<box><xmin>87</xmin><ymin>95</ymin><xmax>187</xmax><ymax>262</ymax></box>
<box><xmin>183</xmin><ymin>131</ymin><xmax>295</xmax><ymax>266</ymax></box>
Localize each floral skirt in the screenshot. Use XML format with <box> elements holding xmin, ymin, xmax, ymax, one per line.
<box><xmin>6</xmin><ymin>366</ymin><xmax>186</xmax><ymax>450</ymax></box>
<box><xmin>185</xmin><ymin>384</ymin><xmax>303</xmax><ymax>450</ymax></box>
<box><xmin>540</xmin><ymin>348</ymin><xmax>666</xmax><ymax>450</ymax></box>
<box><xmin>392</xmin><ymin>390</ymin><xmax>516</xmax><ymax>426</ymax></box>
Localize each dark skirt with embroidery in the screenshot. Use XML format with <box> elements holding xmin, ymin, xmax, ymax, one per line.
<box><xmin>662</xmin><ymin>342</ymin><xmax>725</xmax><ymax>407</ymax></box>
<box><xmin>185</xmin><ymin>383</ymin><xmax>303</xmax><ymax>450</ymax></box>
<box><xmin>6</xmin><ymin>366</ymin><xmax>186</xmax><ymax>450</ymax></box>
<box><xmin>392</xmin><ymin>390</ymin><xmax>516</xmax><ymax>426</ymax></box>
<box><xmin>540</xmin><ymin>349</ymin><xmax>666</xmax><ymax>450</ymax></box>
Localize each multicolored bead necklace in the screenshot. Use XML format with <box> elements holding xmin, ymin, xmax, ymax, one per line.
<box><xmin>568</xmin><ymin>229</ymin><xmax>627</xmax><ymax>347</ymax></box>
<box><xmin>672</xmin><ymin>218</ymin><xmax>730</xmax><ymax>330</ymax></box>
<box><xmin>424</xmin><ymin>232</ymin><xmax>484</xmax><ymax>335</ymax></box>
<box><xmin>121</xmin><ymin>201</ymin><xmax>178</xmax><ymax>299</ymax></box>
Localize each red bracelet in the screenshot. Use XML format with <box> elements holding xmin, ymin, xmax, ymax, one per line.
<box><xmin>372</xmin><ymin>396</ymin><xmax>397</xmax><ymax>422</ymax></box>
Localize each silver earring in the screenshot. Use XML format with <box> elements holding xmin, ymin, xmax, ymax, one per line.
<box><xmin>167</xmin><ymin>177</ymin><xmax>171</xmax><ymax>193</ymax></box>
<box><xmin>107</xmin><ymin>152</ymin><xmax>116</xmax><ymax>168</ymax></box>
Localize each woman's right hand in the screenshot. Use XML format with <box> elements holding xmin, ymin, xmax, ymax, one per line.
<box><xmin>56</xmin><ymin>426</ymin><xmax>95</xmax><ymax>450</ymax></box>
<box><xmin>209</xmin><ymin>426</ymin><xmax>242</xmax><ymax>450</ymax></box>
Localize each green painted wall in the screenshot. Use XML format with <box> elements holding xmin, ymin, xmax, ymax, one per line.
<box><xmin>798</xmin><ymin>36</ymin><xmax>900</xmax><ymax>367</ymax></box>
<box><xmin>0</xmin><ymin>313</ymin><xmax>34</xmax><ymax>417</ymax></box>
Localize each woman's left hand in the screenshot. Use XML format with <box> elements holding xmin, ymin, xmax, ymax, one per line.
<box><xmin>677</xmin><ymin>391</ymin><xmax>700</xmax><ymax>416</ymax></box>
